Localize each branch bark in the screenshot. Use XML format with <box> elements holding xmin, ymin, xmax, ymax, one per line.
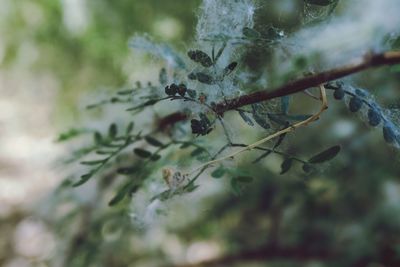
<box><xmin>214</xmin><ymin>51</ymin><xmax>400</xmax><ymax>115</ymax></box>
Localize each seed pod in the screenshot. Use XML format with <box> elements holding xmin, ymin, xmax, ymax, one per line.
<box><xmin>367</xmin><ymin>108</ymin><xmax>381</xmax><ymax>127</ymax></box>
<box><xmin>383</xmin><ymin>125</ymin><xmax>397</xmax><ymax>144</ymax></box>
<box><xmin>349</xmin><ymin>96</ymin><xmax>363</xmax><ymax>112</ymax></box>
<box><xmin>355</xmin><ymin>88</ymin><xmax>368</xmax><ymax>97</ymax></box>
<box><xmin>177</xmin><ymin>84</ymin><xmax>187</xmax><ymax>97</ymax></box>
<box><xmin>333</xmin><ymin>88</ymin><xmax>345</xmax><ymax>100</ymax></box>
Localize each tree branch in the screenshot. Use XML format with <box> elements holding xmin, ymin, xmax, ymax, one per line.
<box><xmin>214</xmin><ymin>51</ymin><xmax>400</xmax><ymax>115</ymax></box>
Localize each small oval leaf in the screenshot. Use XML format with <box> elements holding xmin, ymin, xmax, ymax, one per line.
<box><xmin>94</xmin><ymin>132</ymin><xmax>103</xmax><ymax>145</ymax></box>
<box><xmin>126</xmin><ymin>122</ymin><xmax>134</xmax><ymax>134</ymax></box>
<box><xmin>73</xmin><ymin>173</ymin><xmax>93</xmax><ymax>187</ymax></box>
<box><xmin>280</xmin><ymin>158</ymin><xmax>293</xmax><ymax>175</ymax></box>
<box><xmin>190</xmin><ymin>147</ymin><xmax>206</xmax><ymax>157</ymax></box>
<box><xmin>80</xmin><ymin>159</ymin><xmax>106</xmax><ymax>166</ymax></box>
<box><xmin>108</xmin><ymin>182</ymin><xmax>133</xmax><ymax>206</ymax></box>
<box><xmin>196</xmin><ymin>72</ymin><xmax>214</xmax><ymax>84</ymax></box>
<box><xmin>242</xmin><ymin>27</ymin><xmax>261</xmax><ymax>39</ymax></box>
<box><xmin>308</xmin><ymin>145</ymin><xmax>341</xmax><ymax>164</ymax></box>
<box><xmin>134</xmin><ymin>148</ymin><xmax>152</xmax><ymax>158</ymax></box>
<box><xmin>238</xmin><ymin>110</ymin><xmax>254</xmax><ymax>126</ymax></box>
<box><xmin>108</xmin><ymin>123</ymin><xmax>118</xmax><ymax>138</ymax></box>
<box><xmin>145</xmin><ymin>136</ymin><xmax>164</xmax><ymax>147</ymax></box>
<box><xmin>211</xmin><ymin>166</ymin><xmax>226</xmax><ymax>178</ymax></box>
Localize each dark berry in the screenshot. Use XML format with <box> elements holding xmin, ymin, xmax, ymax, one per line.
<box><xmin>349</xmin><ymin>96</ymin><xmax>363</xmax><ymax>112</ymax></box>
<box><xmin>177</xmin><ymin>84</ymin><xmax>187</xmax><ymax>97</ymax></box>
<box><xmin>367</xmin><ymin>108</ymin><xmax>381</xmax><ymax>127</ymax></box>
<box><xmin>333</xmin><ymin>88</ymin><xmax>345</xmax><ymax>100</ymax></box>
<box><xmin>165</xmin><ymin>85</ymin><xmax>176</xmax><ymax>96</ymax></box>
<box><xmin>383</xmin><ymin>125</ymin><xmax>397</xmax><ymax>144</ymax></box>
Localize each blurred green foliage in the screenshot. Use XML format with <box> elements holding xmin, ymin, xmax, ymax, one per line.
<box><xmin>1</xmin><ymin>1</ymin><xmax>400</xmax><ymax>267</ymax></box>
<box><xmin>1</xmin><ymin>0</ymin><xmax>200</xmax><ymax>118</ymax></box>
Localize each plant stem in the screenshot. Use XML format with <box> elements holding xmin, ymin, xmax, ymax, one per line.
<box><xmin>213</xmin><ymin>51</ymin><xmax>400</xmax><ymax>114</ymax></box>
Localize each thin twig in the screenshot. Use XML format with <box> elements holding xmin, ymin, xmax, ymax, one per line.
<box><xmin>188</xmin><ymin>85</ymin><xmax>328</xmax><ymax>175</ymax></box>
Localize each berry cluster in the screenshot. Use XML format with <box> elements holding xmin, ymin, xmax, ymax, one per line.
<box><xmin>327</xmin><ymin>81</ymin><xmax>400</xmax><ymax>146</ymax></box>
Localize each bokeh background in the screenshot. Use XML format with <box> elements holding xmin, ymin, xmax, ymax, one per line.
<box><xmin>1</xmin><ymin>0</ymin><xmax>400</xmax><ymax>266</ymax></box>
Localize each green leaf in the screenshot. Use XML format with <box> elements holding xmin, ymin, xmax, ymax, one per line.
<box><xmin>242</xmin><ymin>27</ymin><xmax>261</xmax><ymax>39</ymax></box>
<box><xmin>187</xmin><ymin>50</ymin><xmax>213</xmax><ymax>67</ymax></box>
<box><xmin>280</xmin><ymin>158</ymin><xmax>293</xmax><ymax>175</ymax></box>
<box><xmin>190</xmin><ymin>147</ymin><xmax>206</xmax><ymax>157</ymax></box>
<box><xmin>185</xmin><ymin>183</ymin><xmax>200</xmax><ymax>193</ymax></box>
<box><xmin>73</xmin><ymin>173</ymin><xmax>93</xmax><ymax>187</ymax></box>
<box><xmin>159</xmin><ymin>68</ymin><xmax>168</xmax><ymax>85</ymax></box>
<box><xmin>252</xmin><ymin>104</ymin><xmax>270</xmax><ymax>129</ymax></box>
<box><xmin>117</xmin><ymin>89</ymin><xmax>133</xmax><ymax>95</ymax></box>
<box><xmin>94</xmin><ymin>132</ymin><xmax>103</xmax><ymax>145</ymax></box>
<box><xmin>214</xmin><ymin>42</ymin><xmax>226</xmax><ymax>63</ymax></box>
<box><xmin>134</xmin><ymin>148</ymin><xmax>152</xmax><ymax>158</ymax></box>
<box><xmin>308</xmin><ymin>145</ymin><xmax>341</xmax><ymax>164</ymax></box>
<box><xmin>80</xmin><ymin>159</ymin><xmax>106</xmax><ymax>166</ymax></box>
<box><xmin>144</xmin><ymin>136</ymin><xmax>164</xmax><ymax>147</ymax></box>
<box><xmin>238</xmin><ymin>110</ymin><xmax>254</xmax><ymax>126</ymax></box>
<box><xmin>150</xmin><ymin>154</ymin><xmax>162</xmax><ymax>161</ymax></box>
<box><xmin>56</xmin><ymin>128</ymin><xmax>89</xmax><ymax>142</ymax></box>
<box><xmin>179</xmin><ymin>142</ymin><xmax>192</xmax><ymax>149</ymax></box>
<box><xmin>108</xmin><ymin>123</ymin><xmax>118</xmax><ymax>138</ymax></box>
<box><xmin>117</xmin><ymin>167</ymin><xmax>138</xmax><ymax>175</ymax></box>
<box><xmin>108</xmin><ymin>182</ymin><xmax>133</xmax><ymax>206</ymax></box>
<box><xmin>196</xmin><ymin>72</ymin><xmax>214</xmax><ymax>84</ymax></box>
<box><xmin>126</xmin><ymin>122</ymin><xmax>134</xmax><ymax>135</ymax></box>
<box><xmin>211</xmin><ymin>166</ymin><xmax>226</xmax><ymax>178</ymax></box>
<box><xmin>223</xmin><ymin>62</ymin><xmax>238</xmax><ymax>76</ymax></box>
<box><xmin>96</xmin><ymin>150</ymin><xmax>114</xmax><ymax>155</ymax></box>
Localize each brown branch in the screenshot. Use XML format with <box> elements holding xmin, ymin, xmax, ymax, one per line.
<box><xmin>214</xmin><ymin>51</ymin><xmax>400</xmax><ymax>115</ymax></box>
<box><xmin>164</xmin><ymin>244</ymin><xmax>336</xmax><ymax>267</ymax></box>
<box><xmin>157</xmin><ymin>111</ymin><xmax>188</xmax><ymax>131</ymax></box>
